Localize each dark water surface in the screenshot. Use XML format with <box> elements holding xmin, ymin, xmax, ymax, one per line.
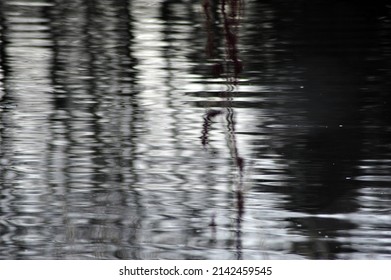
<box><xmin>1</xmin><ymin>0</ymin><xmax>391</xmax><ymax>259</ymax></box>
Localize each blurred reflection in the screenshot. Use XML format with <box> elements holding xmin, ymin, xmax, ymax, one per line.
<box><xmin>0</xmin><ymin>0</ymin><xmax>55</xmax><ymax>259</ymax></box>
<box><xmin>0</xmin><ymin>0</ymin><xmax>390</xmax><ymax>260</ymax></box>
<box><xmin>47</xmin><ymin>0</ymin><xmax>141</xmax><ymax>258</ymax></box>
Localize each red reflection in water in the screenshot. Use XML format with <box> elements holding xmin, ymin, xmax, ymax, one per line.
<box><xmin>201</xmin><ymin>1</ymin><xmax>245</xmax><ymax>245</ymax></box>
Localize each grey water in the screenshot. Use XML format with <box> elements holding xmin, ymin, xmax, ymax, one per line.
<box><xmin>0</xmin><ymin>0</ymin><xmax>391</xmax><ymax>259</ymax></box>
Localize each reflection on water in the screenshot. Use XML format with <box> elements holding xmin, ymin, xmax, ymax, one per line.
<box><xmin>0</xmin><ymin>0</ymin><xmax>391</xmax><ymax>259</ymax></box>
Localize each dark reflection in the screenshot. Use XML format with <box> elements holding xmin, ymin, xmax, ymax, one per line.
<box><xmin>242</xmin><ymin>1</ymin><xmax>391</xmax><ymax>259</ymax></box>
<box><xmin>289</xmin><ymin>216</ymin><xmax>357</xmax><ymax>259</ymax></box>
<box><xmin>284</xmin><ymin>0</ymin><xmax>368</xmax><ymax>212</ymax></box>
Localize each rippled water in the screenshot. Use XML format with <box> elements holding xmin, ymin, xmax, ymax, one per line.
<box><xmin>1</xmin><ymin>0</ymin><xmax>391</xmax><ymax>259</ymax></box>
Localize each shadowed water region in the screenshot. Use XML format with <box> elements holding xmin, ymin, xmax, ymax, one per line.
<box><xmin>0</xmin><ymin>0</ymin><xmax>391</xmax><ymax>259</ymax></box>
